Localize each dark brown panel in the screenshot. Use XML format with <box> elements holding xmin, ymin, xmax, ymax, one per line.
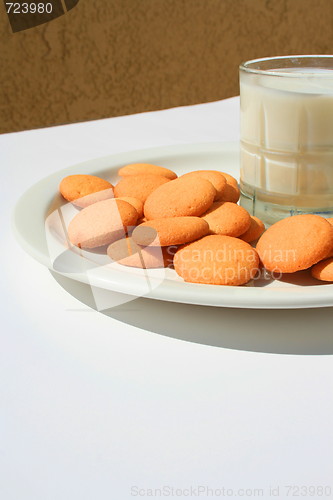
<box><xmin>4</xmin><ymin>0</ymin><xmax>64</xmax><ymax>33</ymax></box>
<box><xmin>64</xmin><ymin>0</ymin><xmax>80</xmax><ymax>12</ymax></box>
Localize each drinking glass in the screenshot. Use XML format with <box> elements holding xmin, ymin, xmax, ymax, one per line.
<box><xmin>239</xmin><ymin>55</ymin><xmax>333</xmax><ymax>225</ymax></box>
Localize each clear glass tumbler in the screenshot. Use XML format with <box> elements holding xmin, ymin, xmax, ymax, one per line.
<box><xmin>239</xmin><ymin>55</ymin><xmax>333</xmax><ymax>225</ymax></box>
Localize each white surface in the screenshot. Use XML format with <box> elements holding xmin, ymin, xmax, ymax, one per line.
<box><xmin>13</xmin><ymin>141</ymin><xmax>333</xmax><ymax>309</ymax></box>
<box><xmin>2</xmin><ymin>97</ymin><xmax>333</xmax><ymax>500</ymax></box>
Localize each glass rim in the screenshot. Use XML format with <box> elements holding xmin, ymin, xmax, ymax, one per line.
<box><xmin>239</xmin><ymin>55</ymin><xmax>333</xmax><ymax>77</ymax></box>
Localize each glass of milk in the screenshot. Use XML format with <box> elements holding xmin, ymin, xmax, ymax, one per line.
<box><xmin>239</xmin><ymin>55</ymin><xmax>333</xmax><ymax>225</ymax></box>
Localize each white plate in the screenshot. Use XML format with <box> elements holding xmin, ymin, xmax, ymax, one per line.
<box><xmin>13</xmin><ymin>142</ymin><xmax>333</xmax><ymax>309</ymax></box>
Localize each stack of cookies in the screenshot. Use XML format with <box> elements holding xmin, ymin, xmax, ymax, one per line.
<box><xmin>59</xmin><ymin>165</ymin><xmax>333</xmax><ymax>286</ymax></box>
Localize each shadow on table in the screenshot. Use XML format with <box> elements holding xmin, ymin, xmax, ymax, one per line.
<box><xmin>51</xmin><ymin>271</ymin><xmax>333</xmax><ymax>356</ymax></box>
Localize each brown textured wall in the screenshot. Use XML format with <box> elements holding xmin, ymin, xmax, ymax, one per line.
<box><xmin>1</xmin><ymin>0</ymin><xmax>333</xmax><ymax>133</ymax></box>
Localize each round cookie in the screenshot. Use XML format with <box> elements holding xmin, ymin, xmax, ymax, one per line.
<box><xmin>181</xmin><ymin>170</ymin><xmax>227</xmax><ymax>201</ymax></box>
<box><xmin>256</xmin><ymin>214</ymin><xmax>333</xmax><ymax>273</ymax></box>
<box><xmin>218</xmin><ymin>172</ymin><xmax>240</xmax><ymax>203</ymax></box>
<box><xmin>311</xmin><ymin>257</ymin><xmax>333</xmax><ymax>282</ymax></box>
<box><xmin>115</xmin><ymin>196</ymin><xmax>144</xmax><ymax>218</ymax></box>
<box><xmin>144</xmin><ymin>176</ymin><xmax>216</xmax><ymax>220</ymax></box>
<box><xmin>239</xmin><ymin>216</ymin><xmax>265</xmax><ymax>243</ymax></box>
<box><xmin>114</xmin><ymin>174</ymin><xmax>170</xmax><ymax>203</ymax></box>
<box><xmin>118</xmin><ymin>163</ymin><xmax>177</xmax><ymax>180</ymax></box>
<box><xmin>132</xmin><ymin>217</ymin><xmax>209</xmax><ymax>246</ymax></box>
<box><xmin>59</xmin><ymin>174</ymin><xmax>114</xmax><ymax>208</ymax></box>
<box><xmin>202</xmin><ymin>201</ymin><xmax>251</xmax><ymax>237</ymax></box>
<box><xmin>107</xmin><ymin>237</ymin><xmax>175</xmax><ymax>269</ymax></box>
<box><xmin>68</xmin><ymin>199</ymin><xmax>138</xmax><ymax>249</ymax></box>
<box><xmin>174</xmin><ymin>235</ymin><xmax>259</xmax><ymax>286</ymax></box>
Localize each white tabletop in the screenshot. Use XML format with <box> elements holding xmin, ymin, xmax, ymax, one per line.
<box><xmin>2</xmin><ymin>97</ymin><xmax>333</xmax><ymax>500</ymax></box>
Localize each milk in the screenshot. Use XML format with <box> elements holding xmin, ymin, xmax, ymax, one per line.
<box><xmin>240</xmin><ymin>66</ymin><xmax>333</xmax><ymax>224</ymax></box>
